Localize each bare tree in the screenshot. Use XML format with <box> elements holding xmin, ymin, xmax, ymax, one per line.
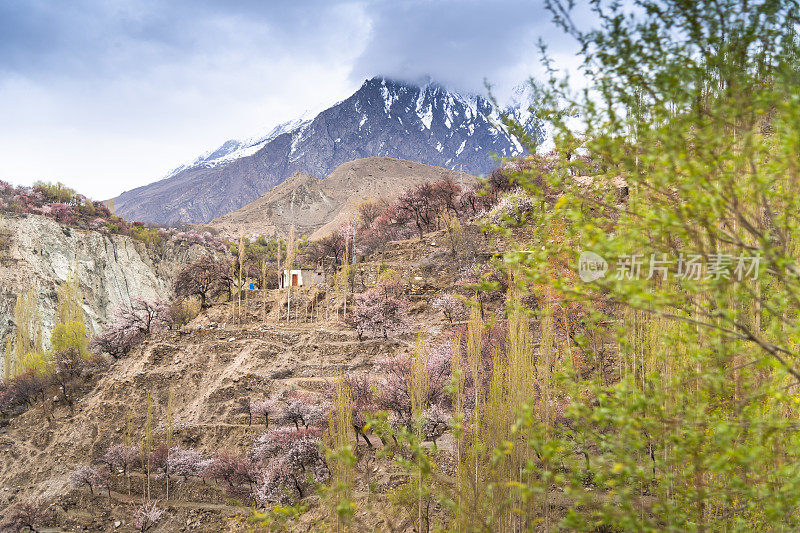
<box><xmin>173</xmin><ymin>255</ymin><xmax>232</xmax><ymax>308</ymax></box>
<box><xmin>395</xmin><ymin>183</ymin><xmax>441</xmax><ymax>239</ymax></box>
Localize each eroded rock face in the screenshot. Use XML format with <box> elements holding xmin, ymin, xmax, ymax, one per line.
<box><xmin>0</xmin><ymin>213</ymin><xmax>211</xmax><ymax>371</ymax></box>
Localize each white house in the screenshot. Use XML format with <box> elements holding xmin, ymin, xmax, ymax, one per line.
<box><xmin>279</xmin><ymin>268</ymin><xmax>326</xmax><ymax>289</ymax></box>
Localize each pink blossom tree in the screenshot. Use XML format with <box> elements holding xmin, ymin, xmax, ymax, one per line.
<box><xmin>203</xmin><ymin>450</ymin><xmax>258</xmax><ymax>495</ymax></box>
<box><xmin>251</xmin><ymin>427</ymin><xmax>323</xmax><ymax>465</ymax></box>
<box><xmin>173</xmin><ymin>255</ymin><xmax>232</xmax><ymax>308</ymax></box>
<box><xmin>69</xmin><ymin>464</ymin><xmax>110</xmax><ymax>497</ymax></box>
<box><xmin>9</xmin><ymin>369</ymin><xmax>50</xmax><ymax>408</ymax></box>
<box><xmin>422</xmin><ymin>404</ymin><xmax>449</xmax><ymax>445</ymax></box>
<box><xmin>395</xmin><ymin>183</ymin><xmax>442</xmax><ymax>239</ymax></box>
<box><xmin>49</xmin><ymin>203</ymin><xmax>75</xmax><ymax>224</ymax></box>
<box><xmin>254</xmin><ymin>458</ymin><xmax>297</xmax><ymax>505</ymax></box>
<box><xmin>166</xmin><ymin>447</ymin><xmax>207</xmax><ymax>483</ymax></box>
<box><xmin>282</xmin><ymin>399</ymin><xmax>310</xmax><ymax>430</ymax></box>
<box><xmin>0</xmin><ymin>500</ymin><xmax>49</xmax><ymax>532</ymax></box>
<box><xmin>249</xmin><ymin>399</ymin><xmax>277</xmax><ymax>428</ymax></box>
<box><xmin>52</xmin><ymin>348</ymin><xmax>89</xmax><ymax>412</ymax></box>
<box><xmin>351</xmin><ymin>281</ymin><xmax>410</xmax><ymax>340</ymax></box>
<box><xmin>101</xmin><ymin>443</ymin><xmax>139</xmax><ymax>476</ymax></box>
<box><xmin>345</xmin><ymin>375</ymin><xmax>377</xmax><ymax>447</ymax></box>
<box><xmin>432</xmin><ymin>294</ymin><xmax>468</xmax><ymax>324</ymax></box>
<box><xmin>149</xmin><ymin>444</ymin><xmax>170</xmax><ymax>481</ymax></box>
<box><xmin>375</xmin><ymin>343</ymin><xmax>452</xmax><ymax>433</ymax></box>
<box><xmin>90</xmin><ymin>298</ymin><xmax>170</xmax><ymax>357</ymax></box>
<box><xmin>253</xmin><ymin>437</ymin><xmax>329</xmax><ymax>505</ymax></box>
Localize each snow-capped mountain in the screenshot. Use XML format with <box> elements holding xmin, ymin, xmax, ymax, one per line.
<box><xmin>163</xmin><ymin>114</ymin><xmax>315</xmax><ymax>178</ymax></box>
<box><xmin>114</xmin><ymin>76</ymin><xmax>542</xmax><ymax>225</ymax></box>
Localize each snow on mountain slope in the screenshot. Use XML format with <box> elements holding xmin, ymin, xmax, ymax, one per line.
<box><xmin>163</xmin><ymin>114</ymin><xmax>315</xmax><ymax>178</ymax></box>
<box><xmin>114</xmin><ymin>76</ymin><xmax>543</xmax><ymax>225</ymax></box>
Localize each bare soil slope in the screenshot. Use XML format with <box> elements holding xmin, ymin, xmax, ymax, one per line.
<box><xmin>209</xmin><ymin>156</ymin><xmax>476</xmax><ymax>239</ymax></box>
<box><xmin>0</xmin><ymin>228</ymin><xmax>491</xmax><ymax>531</ymax></box>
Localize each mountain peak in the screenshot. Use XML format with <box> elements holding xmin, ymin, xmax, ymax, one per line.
<box><xmin>115</xmin><ymin>77</ymin><xmax>542</xmax><ymax>225</ymax></box>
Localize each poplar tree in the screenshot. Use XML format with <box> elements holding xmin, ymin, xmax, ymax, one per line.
<box><xmin>285</xmin><ymin>225</ymin><xmax>295</xmax><ymax>322</ymax></box>
<box><xmin>493</xmin><ymin>0</ymin><xmax>800</xmax><ymax>529</ymax></box>
<box><xmin>12</xmin><ymin>289</ymin><xmax>43</xmax><ymax>376</ymax></box>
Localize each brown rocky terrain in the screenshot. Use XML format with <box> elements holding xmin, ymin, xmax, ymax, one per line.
<box><xmin>209</xmin><ymin>156</ymin><xmax>477</xmax><ymax>239</ymax></box>
<box><xmin>0</xmin><ymin>227</ymin><xmax>495</xmax><ymax>531</ymax></box>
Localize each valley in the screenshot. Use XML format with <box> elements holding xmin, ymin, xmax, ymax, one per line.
<box><xmin>1</xmin><ymin>1</ymin><xmax>798</xmax><ymax>531</ymax></box>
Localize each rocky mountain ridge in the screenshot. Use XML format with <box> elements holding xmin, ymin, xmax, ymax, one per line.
<box><xmin>209</xmin><ymin>156</ymin><xmax>477</xmax><ymax>239</ymax></box>
<box><xmin>114</xmin><ymin>76</ymin><xmax>540</xmax><ymax>225</ymax></box>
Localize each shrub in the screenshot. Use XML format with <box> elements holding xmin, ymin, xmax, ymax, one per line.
<box><xmin>133</xmin><ymin>501</ymin><xmax>164</xmax><ymax>532</ymax></box>
<box><xmin>167</xmin><ymin>299</ymin><xmax>200</xmax><ymax>328</ymax></box>
<box><xmin>129</xmin><ymin>225</ymin><xmax>162</xmax><ymax>245</ymax></box>
<box><xmin>33</xmin><ymin>181</ymin><xmax>77</xmax><ymax>204</ymax></box>
<box><xmin>432</xmin><ymin>294</ymin><xmax>468</xmax><ymax>324</ymax></box>
<box><xmin>0</xmin><ymin>500</ymin><xmax>49</xmax><ymax>532</ymax></box>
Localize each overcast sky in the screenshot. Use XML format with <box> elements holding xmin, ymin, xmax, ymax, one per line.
<box><xmin>0</xmin><ymin>0</ymin><xmax>582</xmax><ymax>199</ymax></box>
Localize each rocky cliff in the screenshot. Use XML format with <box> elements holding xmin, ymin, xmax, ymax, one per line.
<box><xmin>0</xmin><ymin>213</ymin><xmax>212</xmax><ymax>373</ymax></box>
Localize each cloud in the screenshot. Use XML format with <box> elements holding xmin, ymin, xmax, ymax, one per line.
<box><xmin>351</xmin><ymin>0</ymin><xmax>581</xmax><ymax>98</ymax></box>
<box><xmin>0</xmin><ymin>0</ymin><xmax>578</xmax><ymax>200</ymax></box>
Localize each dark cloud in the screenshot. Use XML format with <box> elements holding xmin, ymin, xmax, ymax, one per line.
<box><xmin>351</xmin><ymin>0</ymin><xmax>568</xmax><ymax>95</ymax></box>
<box><xmin>0</xmin><ymin>0</ymin><xmax>563</xmax><ymax>91</ymax></box>
<box><xmin>0</xmin><ymin>0</ymin><xmax>360</xmax><ymax>79</ymax></box>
